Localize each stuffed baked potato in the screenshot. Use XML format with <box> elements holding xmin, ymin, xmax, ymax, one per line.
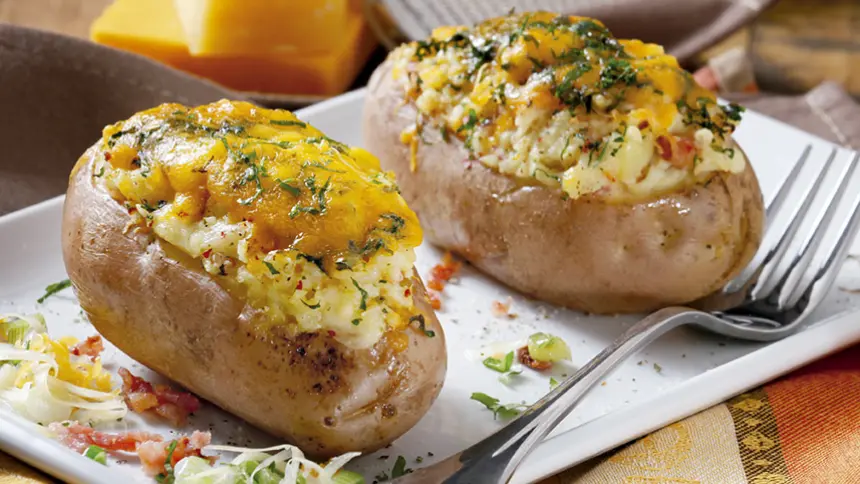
<box><xmin>363</xmin><ymin>11</ymin><xmax>764</xmax><ymax>314</ymax></box>
<box><xmin>61</xmin><ymin>100</ymin><xmax>446</xmax><ymax>458</ymax></box>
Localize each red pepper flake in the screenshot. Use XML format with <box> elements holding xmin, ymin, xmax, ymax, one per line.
<box><xmin>638</xmin><ymin>120</ymin><xmax>649</xmax><ymax>130</ymax></box>
<box><xmin>177</xmin><ymin>211</ymin><xmax>189</xmax><ymax>218</ymax></box>
<box><xmin>296</xmin><ymin>280</ymin><xmax>303</xmax><ymax>290</ymax></box>
<box><xmin>517</xmin><ymin>346</ymin><xmax>553</xmax><ymax>371</ymax></box>
<box><xmin>327</xmin><ymin>330</ymin><xmax>336</xmax><ymax>337</ymax></box>
<box><xmin>103</xmin><ymin>152</ymin><xmax>112</xmax><ymax>161</ymax></box>
<box><xmin>202</xmin><ymin>249</ymin><xmax>212</xmax><ymax>259</ymax></box>
<box><xmin>404</xmin><ymin>288</ymin><xmax>412</xmax><ymax>298</ymax></box>
<box><xmin>220</xmin><ymin>231</ymin><xmax>226</xmax><ymax>238</ymax></box>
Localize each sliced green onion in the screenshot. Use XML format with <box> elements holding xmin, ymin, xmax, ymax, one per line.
<box><xmin>332</xmin><ymin>469</ymin><xmax>366</xmax><ymax>484</ymax></box>
<box><xmin>1</xmin><ymin>319</ymin><xmax>29</xmax><ymax>346</ymax></box>
<box><xmin>527</xmin><ymin>333</ymin><xmax>571</xmax><ymax>363</ymax></box>
<box><xmin>37</xmin><ymin>279</ymin><xmax>71</xmax><ymax>304</ymax></box>
<box><xmin>482</xmin><ymin>351</ymin><xmax>514</xmax><ymax>373</ymax></box>
<box><xmin>83</xmin><ymin>445</ymin><xmax>107</xmax><ymax>465</ymax></box>
<box><xmin>253</xmin><ymin>466</ymin><xmax>284</xmax><ymax>484</ymax></box>
<box><xmin>239</xmin><ymin>460</ymin><xmax>260</xmax><ymax>477</ymax></box>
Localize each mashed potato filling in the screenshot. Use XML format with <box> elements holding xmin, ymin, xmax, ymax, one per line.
<box><xmin>391</xmin><ymin>11</ymin><xmax>747</xmax><ymax>202</ymax></box>
<box><xmin>94</xmin><ymin>100</ymin><xmax>423</xmax><ymax>349</ymax></box>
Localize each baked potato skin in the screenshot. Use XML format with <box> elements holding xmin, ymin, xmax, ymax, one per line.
<box><xmin>62</xmin><ymin>146</ymin><xmax>446</xmax><ymax>458</ymax></box>
<box><xmin>363</xmin><ymin>61</ymin><xmax>764</xmax><ymax>314</ymax></box>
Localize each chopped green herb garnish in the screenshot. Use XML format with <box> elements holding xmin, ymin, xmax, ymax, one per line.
<box><xmin>95</xmin><ymin>166</ymin><xmax>105</xmax><ymax>177</ymax></box>
<box><xmin>483</xmin><ymin>351</ymin><xmax>514</xmax><ymax>373</ymax></box>
<box><xmin>409</xmin><ymin>314</ymin><xmax>435</xmax><ymax>337</ymax></box>
<box><xmin>275</xmin><ymin>178</ymin><xmax>301</xmax><ymax>197</ymax></box>
<box><xmin>457</xmin><ymin>109</ymin><xmax>479</xmax><ymax>133</ymax></box>
<box><xmin>351</xmin><ymin>319</ymin><xmax>361</xmax><ymax>326</ymax></box>
<box><xmin>263</xmin><ymin>261</ymin><xmax>280</xmax><ymax>275</ymax></box>
<box><xmin>270</xmin><ymin>119</ymin><xmax>307</xmax><ymax>127</ymax></box>
<box><xmin>37</xmin><ymin>279</ymin><xmax>71</xmax><ymax>304</ymax></box>
<box><xmin>155</xmin><ymin>440</ymin><xmax>178</xmax><ymax>484</ymax></box>
<box><xmin>348</xmin><ymin>238</ymin><xmax>387</xmax><ymax>256</ymax></box>
<box><xmin>470</xmin><ymin>392</ymin><xmax>526</xmax><ymax>419</ymax></box>
<box><xmin>391</xmin><ymin>456</ymin><xmax>412</xmax><ymax>479</ymax></box>
<box><xmin>301</xmin><ymin>300</ymin><xmax>321</xmax><ymax>309</ymax></box>
<box><xmin>304</xmin><ymin>160</ymin><xmax>347</xmax><ymax>173</ymax></box>
<box><xmin>381</xmin><ymin>213</ymin><xmax>406</xmax><ymax>235</ymax></box>
<box><xmin>550</xmin><ymin>377</ymin><xmax>560</xmax><ymax>389</ymax></box>
<box><xmin>351</xmin><ymin>278</ymin><xmax>368</xmax><ymax>310</ymax></box>
<box><xmin>297</xmin><ymin>253</ymin><xmax>325</xmax><ymax>273</ymax></box>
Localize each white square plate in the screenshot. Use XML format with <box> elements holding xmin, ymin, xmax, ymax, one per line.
<box><xmin>2</xmin><ymin>89</ymin><xmax>860</xmax><ymax>484</ymax></box>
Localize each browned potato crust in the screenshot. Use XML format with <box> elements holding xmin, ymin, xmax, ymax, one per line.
<box><xmin>363</xmin><ymin>61</ymin><xmax>764</xmax><ymax>314</ymax></box>
<box><xmin>62</xmin><ymin>146</ymin><xmax>447</xmax><ymax>458</ymax></box>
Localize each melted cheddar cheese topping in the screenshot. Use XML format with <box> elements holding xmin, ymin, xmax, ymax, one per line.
<box><xmin>95</xmin><ymin>100</ymin><xmax>424</xmax><ymax>349</ymax></box>
<box><xmin>391</xmin><ymin>11</ymin><xmax>747</xmax><ymax>202</ymax></box>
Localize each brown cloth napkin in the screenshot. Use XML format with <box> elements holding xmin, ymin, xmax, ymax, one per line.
<box><xmin>0</xmin><ymin>23</ymin><xmax>245</xmax><ymax>216</ymax></box>
<box><xmin>0</xmin><ymin>20</ymin><xmax>859</xmax><ymax>484</ymax></box>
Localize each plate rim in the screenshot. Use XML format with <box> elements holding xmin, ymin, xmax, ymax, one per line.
<box><xmin>1</xmin><ymin>90</ymin><xmax>857</xmax><ymax>483</ymax></box>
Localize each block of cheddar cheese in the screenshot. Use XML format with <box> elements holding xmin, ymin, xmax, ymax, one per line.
<box><xmin>90</xmin><ymin>0</ymin><xmax>377</xmax><ymax>96</ymax></box>
<box><xmin>173</xmin><ymin>0</ymin><xmax>349</xmax><ymax>56</ymax></box>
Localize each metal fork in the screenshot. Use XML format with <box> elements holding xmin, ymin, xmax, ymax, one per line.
<box><xmin>394</xmin><ymin>145</ymin><xmax>860</xmax><ymax>484</ymax></box>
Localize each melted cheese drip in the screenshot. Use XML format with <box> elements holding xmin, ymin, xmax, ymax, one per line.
<box><xmin>95</xmin><ymin>100</ymin><xmax>424</xmax><ymax>348</ymax></box>
<box><xmin>100</xmin><ymin>100</ymin><xmax>421</xmax><ymax>268</ymax></box>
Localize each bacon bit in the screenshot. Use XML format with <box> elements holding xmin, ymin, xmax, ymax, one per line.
<box><xmin>70</xmin><ymin>335</ymin><xmax>104</xmax><ymax>360</ymax></box>
<box><xmin>296</xmin><ymin>280</ymin><xmax>303</xmax><ymax>290</ymax></box>
<box><xmin>675</xmin><ymin>138</ymin><xmax>697</xmax><ymax>168</ymax></box>
<box><xmin>638</xmin><ymin>120</ymin><xmax>650</xmax><ymax>130</ymax></box>
<box><xmin>491</xmin><ymin>296</ymin><xmax>517</xmax><ymax>318</ymax></box>
<box><xmin>119</xmin><ymin>368</ymin><xmax>200</xmax><ymax>427</ymax></box>
<box><xmin>427</xmin><ymin>291</ymin><xmax>442</xmax><ymax>310</ymax></box>
<box><xmin>656</xmin><ymin>135</ymin><xmax>673</xmax><ymax>161</ymax></box>
<box><xmin>137</xmin><ymin>431</ymin><xmax>213</xmax><ymax>476</ymax></box>
<box><xmin>427</xmin><ymin>279</ymin><xmax>444</xmax><ymax>291</ymax></box>
<box><xmin>517</xmin><ymin>346</ymin><xmax>553</xmax><ymax>371</ymax></box>
<box><xmin>327</xmin><ymin>330</ymin><xmax>337</xmax><ymax>337</ymax></box>
<box><xmin>426</xmin><ymin>252</ymin><xmax>462</xmax><ymax>310</ymax></box>
<box><xmin>49</xmin><ymin>421</ymin><xmax>162</xmax><ymax>454</ymax></box>
<box><xmin>202</xmin><ymin>248</ymin><xmax>213</xmax><ymax>259</ymax></box>
<box><xmin>103</xmin><ymin>152</ymin><xmax>112</xmax><ymax>161</ymax></box>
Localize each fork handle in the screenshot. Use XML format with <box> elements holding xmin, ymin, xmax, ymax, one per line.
<box><xmin>496</xmin><ymin>306</ymin><xmax>699</xmax><ymax>482</ymax></box>
<box><xmin>414</xmin><ymin>306</ymin><xmax>700</xmax><ymax>484</ymax></box>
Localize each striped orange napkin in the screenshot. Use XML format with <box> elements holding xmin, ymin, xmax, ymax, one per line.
<box><xmin>551</xmin><ymin>345</ymin><xmax>860</xmax><ymax>483</ymax></box>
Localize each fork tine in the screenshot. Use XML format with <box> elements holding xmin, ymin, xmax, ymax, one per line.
<box><xmin>749</xmin><ymin>148</ymin><xmax>839</xmax><ymax>301</ymax></box>
<box><xmin>782</xmin><ymin>151</ymin><xmax>860</xmax><ymax>310</ymax></box>
<box><xmin>723</xmin><ymin>145</ymin><xmax>812</xmax><ymax>293</ymax></box>
<box><xmin>770</xmin><ymin>151</ymin><xmax>859</xmax><ymax>309</ymax></box>
<box><xmin>765</xmin><ymin>145</ymin><xmax>812</xmax><ymax>222</ymax></box>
